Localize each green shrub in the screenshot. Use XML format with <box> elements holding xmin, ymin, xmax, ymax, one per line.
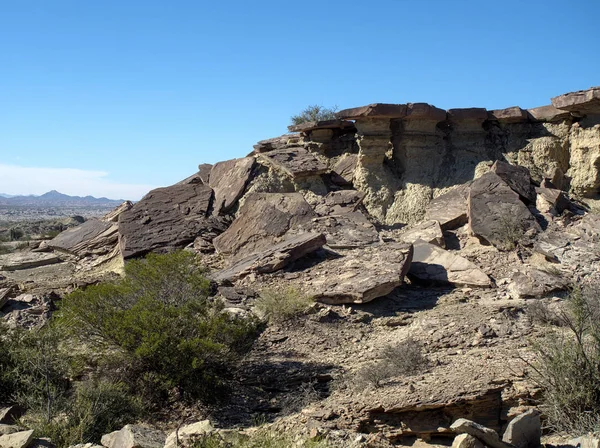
<box><xmin>57</xmin><ymin>251</ymin><xmax>263</xmax><ymax>405</ymax></box>
<box><xmin>530</xmin><ymin>285</ymin><xmax>600</xmax><ymax>435</ymax></box>
<box><xmin>290</xmin><ymin>105</ymin><xmax>338</xmax><ymax>126</ymax></box>
<box><xmin>254</xmin><ymin>287</ymin><xmax>314</xmax><ymax>323</ymax></box>
<box><xmin>192</xmin><ymin>428</ymin><xmax>334</xmax><ymax>447</ymax></box>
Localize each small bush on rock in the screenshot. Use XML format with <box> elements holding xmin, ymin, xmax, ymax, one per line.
<box><xmin>290</xmin><ymin>105</ymin><xmax>338</xmax><ymax>125</ymax></box>
<box><xmin>254</xmin><ymin>287</ymin><xmax>314</xmax><ymax>323</ymax></box>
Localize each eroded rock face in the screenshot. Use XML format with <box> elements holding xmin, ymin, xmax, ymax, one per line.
<box><xmin>213</xmin><ymin>193</ymin><xmax>317</xmax><ymax>260</ymax></box>
<box><xmin>119</xmin><ymin>183</ymin><xmax>225</xmax><ymax>259</ymax></box>
<box><xmin>296</xmin><ymin>243</ymin><xmax>413</xmax><ymax>304</ymax></box>
<box><xmin>259</xmin><ymin>147</ymin><xmax>328</xmax><ymax>179</ymax></box>
<box><xmin>468</xmin><ymin>172</ymin><xmax>540</xmax><ymax>249</ymax></box>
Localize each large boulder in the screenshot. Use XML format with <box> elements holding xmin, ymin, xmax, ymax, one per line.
<box><xmin>164</xmin><ymin>420</ymin><xmax>214</xmax><ymax>448</ymax></box>
<box><xmin>118</xmin><ymin>183</ymin><xmax>226</xmax><ymax>259</ymax></box>
<box><xmin>424</xmin><ymin>185</ymin><xmax>470</xmax><ymax>231</ymax></box>
<box><xmin>213</xmin><ymin>193</ymin><xmax>317</xmax><ymax>260</ymax></box>
<box><xmin>100</xmin><ymin>425</ymin><xmax>165</xmax><ymax>448</ymax></box>
<box><xmin>0</xmin><ymin>430</ymin><xmax>34</xmax><ymax>448</ymax></box>
<box><xmin>409</xmin><ymin>241</ymin><xmax>491</xmax><ymax>287</ymax></box>
<box><xmin>501</xmin><ymin>409</ymin><xmax>541</xmax><ymax>448</ymax></box>
<box><xmin>212</xmin><ymin>233</ymin><xmax>327</xmax><ymax>283</ymax></box>
<box><xmin>209</xmin><ymin>157</ymin><xmax>255</xmax><ymax>214</ymax></box>
<box><xmin>297</xmin><ymin>243</ymin><xmax>413</xmax><ymax>304</ymax></box>
<box><xmin>468</xmin><ymin>172</ymin><xmax>540</xmax><ymax>249</ymax></box>
<box><xmin>490</xmin><ymin>161</ymin><xmax>536</xmax><ymax>204</ymax></box>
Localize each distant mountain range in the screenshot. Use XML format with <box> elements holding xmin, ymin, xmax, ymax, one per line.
<box><xmin>0</xmin><ymin>190</ymin><xmax>125</xmax><ymax>207</ymax></box>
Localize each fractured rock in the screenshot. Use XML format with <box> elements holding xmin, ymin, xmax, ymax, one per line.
<box><xmin>259</xmin><ymin>147</ymin><xmax>328</xmax><ymax>178</ymax></box>
<box><xmin>568</xmin><ymin>436</ymin><xmax>600</xmax><ymax>448</ymax></box>
<box><xmin>450</xmin><ymin>418</ymin><xmax>513</xmax><ymax>448</ymax></box>
<box><xmin>48</xmin><ymin>219</ymin><xmax>117</xmax><ymax>258</ymax></box>
<box><xmin>424</xmin><ymin>185</ymin><xmax>470</xmax><ymax>231</ymax></box>
<box><xmin>331</xmin><ymin>154</ymin><xmax>358</xmax><ymax>185</ymax></box>
<box><xmin>409</xmin><ymin>241</ymin><xmax>491</xmax><ymax>287</ymax></box>
<box><xmin>400</xmin><ymin>220</ymin><xmax>445</xmax><ymax>247</ymax></box>
<box><xmin>100</xmin><ymin>425</ymin><xmax>165</xmax><ymax>448</ymax></box>
<box><xmin>298</xmin><ymin>243</ymin><xmax>413</xmax><ymax>304</ymax></box>
<box><xmin>535</xmin><ymin>187</ymin><xmax>571</xmax><ymax>215</ymax></box>
<box><xmin>507</xmin><ymin>268</ymin><xmax>568</xmax><ymax>299</ymax></box>
<box><xmin>527</xmin><ymin>105</ymin><xmax>571</xmax><ymax>123</ymax></box>
<box><xmin>0</xmin><ymin>430</ymin><xmax>34</xmax><ymax>448</ymax></box>
<box><xmin>501</xmin><ymin>409</ymin><xmax>541</xmax><ymax>448</ymax></box>
<box><xmin>0</xmin><ymin>252</ymin><xmax>62</xmax><ymax>272</ymax></box>
<box><xmin>491</xmin><ymin>161</ymin><xmax>536</xmax><ymax>204</ymax></box>
<box><xmin>164</xmin><ymin>420</ymin><xmax>214</xmax><ymax>448</ymax></box>
<box><xmin>468</xmin><ymin>172</ymin><xmax>540</xmax><ymax>249</ymax></box>
<box><xmin>314</xmin><ymin>190</ymin><xmax>365</xmax><ymax>216</ymax></box>
<box><xmin>101</xmin><ymin>201</ymin><xmax>133</xmax><ymax>223</ymax></box>
<box><xmin>118</xmin><ymin>183</ymin><xmax>226</xmax><ymax>259</ymax></box>
<box><xmin>299</xmin><ymin>212</ymin><xmax>380</xmax><ymax>249</ymax></box>
<box><xmin>209</xmin><ymin>157</ymin><xmax>255</xmax><ymax>214</ymax></box>
<box><xmin>213</xmin><ymin>193</ymin><xmax>316</xmax><ymax>260</ymax></box>
<box><xmin>212</xmin><ymin>233</ymin><xmax>326</xmax><ymax>283</ymax></box>
<box><xmin>489</xmin><ymin>107</ymin><xmax>528</xmax><ymax>123</ymax></box>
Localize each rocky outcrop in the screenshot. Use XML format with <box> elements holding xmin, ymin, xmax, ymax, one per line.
<box><xmin>209</xmin><ymin>157</ymin><xmax>255</xmax><ymax>214</ymax></box>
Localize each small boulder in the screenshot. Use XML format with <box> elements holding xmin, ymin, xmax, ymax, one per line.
<box><xmin>501</xmin><ymin>409</ymin><xmax>541</xmax><ymax>448</ymax></box>
<box><xmin>490</xmin><ymin>161</ymin><xmax>536</xmax><ymax>204</ymax></box>
<box><xmin>424</xmin><ymin>184</ymin><xmax>470</xmax><ymax>231</ymax></box>
<box><xmin>535</xmin><ymin>187</ymin><xmax>571</xmax><ymax>215</ymax></box>
<box><xmin>0</xmin><ymin>430</ymin><xmax>34</xmax><ymax>448</ymax></box>
<box><xmin>450</xmin><ymin>418</ymin><xmax>513</xmax><ymax>448</ymax></box>
<box><xmin>400</xmin><ymin>220</ymin><xmax>445</xmax><ymax>247</ymax></box>
<box><xmin>100</xmin><ymin>425</ymin><xmax>165</xmax><ymax>448</ymax></box>
<box><xmin>508</xmin><ymin>268</ymin><xmax>568</xmax><ymax>299</ymax></box>
<box><xmin>452</xmin><ymin>434</ymin><xmax>485</xmax><ymax>448</ymax></box>
<box><xmin>164</xmin><ymin>420</ymin><xmax>214</xmax><ymax>448</ymax></box>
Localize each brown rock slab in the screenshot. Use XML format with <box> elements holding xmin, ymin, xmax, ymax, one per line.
<box><xmin>450</xmin><ymin>418</ymin><xmax>513</xmax><ymax>448</ymax></box>
<box><xmin>298</xmin><ymin>212</ymin><xmax>380</xmax><ymax>249</ymax></box>
<box><xmin>424</xmin><ymin>185</ymin><xmax>470</xmax><ymax>231</ymax></box>
<box><xmin>448</xmin><ymin>108</ymin><xmax>488</xmax><ymax>122</ymax></box>
<box><xmin>118</xmin><ymin>183</ymin><xmax>226</xmax><ymax>259</ymax></box>
<box><xmin>213</xmin><ymin>193</ymin><xmax>317</xmax><ymax>260</ymax></box>
<box><xmin>551</xmin><ymin>87</ymin><xmax>600</xmax><ymax>114</ymax></box>
<box><xmin>48</xmin><ymin>219</ymin><xmax>117</xmax><ymax>257</ymax></box>
<box><xmin>197</xmin><ymin>163</ymin><xmax>213</xmax><ymax>183</ymax></box>
<box><xmin>100</xmin><ymin>425</ymin><xmax>165</xmax><ymax>448</ymax></box>
<box><xmin>400</xmin><ymin>220</ymin><xmax>445</xmax><ymax>247</ymax></box>
<box><xmin>331</xmin><ymin>154</ymin><xmax>358</xmax><ymax>185</ymax></box>
<box><xmin>252</xmin><ymin>134</ymin><xmax>300</xmax><ymax>154</ymax></box>
<box><xmin>314</xmin><ymin>190</ymin><xmax>365</xmax><ymax>216</ymax></box>
<box><xmin>489</xmin><ymin>107</ymin><xmax>528</xmax><ymax>123</ymax></box>
<box><xmin>288</xmin><ymin>119</ymin><xmax>355</xmax><ymax>133</ymax></box>
<box><xmin>468</xmin><ymin>172</ymin><xmax>540</xmax><ymax>249</ymax></box>
<box><xmin>491</xmin><ymin>161</ymin><xmax>536</xmax><ymax>204</ymax></box>
<box><xmin>535</xmin><ymin>187</ymin><xmax>571</xmax><ymax>215</ymax></box>
<box><xmin>405</xmin><ymin>103</ymin><xmax>447</xmax><ymax>121</ymax></box>
<box><xmin>0</xmin><ymin>252</ymin><xmax>62</xmax><ymax>272</ymax></box>
<box><xmin>300</xmin><ymin>243</ymin><xmax>413</xmax><ymax>304</ymax></box>
<box><xmin>259</xmin><ymin>147</ymin><xmax>327</xmax><ymax>178</ymax></box>
<box><xmin>501</xmin><ymin>409</ymin><xmax>541</xmax><ymax>448</ymax></box>
<box><xmin>212</xmin><ymin>233</ymin><xmax>326</xmax><ymax>283</ymax></box>
<box><xmin>409</xmin><ymin>241</ymin><xmax>491</xmax><ymax>287</ymax></box>
<box><xmin>337</xmin><ymin>103</ymin><xmax>408</xmax><ymax>119</ymax></box>
<box><xmin>0</xmin><ymin>430</ymin><xmax>34</xmax><ymax>448</ymax></box>
<box><xmin>527</xmin><ymin>105</ymin><xmax>571</xmax><ymax>122</ymax></box>
<box><xmin>209</xmin><ymin>157</ymin><xmax>255</xmax><ymax>214</ymax></box>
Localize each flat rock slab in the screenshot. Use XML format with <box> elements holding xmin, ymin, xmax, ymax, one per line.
<box><xmin>468</xmin><ymin>172</ymin><xmax>540</xmax><ymax>249</ymax></box>
<box><xmin>101</xmin><ymin>424</ymin><xmax>165</xmax><ymax>448</ymax></box>
<box><xmin>489</xmin><ymin>107</ymin><xmax>528</xmax><ymax>123</ymax></box>
<box><xmin>331</xmin><ymin>154</ymin><xmax>358</xmax><ymax>185</ymax></box>
<box><xmin>409</xmin><ymin>241</ymin><xmax>491</xmax><ymax>287</ymax></box>
<box><xmin>288</xmin><ymin>119</ymin><xmax>355</xmax><ymax>133</ymax></box>
<box><xmin>507</xmin><ymin>268</ymin><xmax>568</xmax><ymax>299</ymax></box>
<box><xmin>451</xmin><ymin>418</ymin><xmax>513</xmax><ymax>448</ymax></box>
<box><xmin>551</xmin><ymin>87</ymin><xmax>600</xmax><ymax>114</ymax></box>
<box><xmin>118</xmin><ymin>183</ymin><xmax>226</xmax><ymax>259</ymax></box>
<box><xmin>212</xmin><ymin>233</ymin><xmax>326</xmax><ymax>283</ymax></box>
<box><xmin>0</xmin><ymin>252</ymin><xmax>62</xmax><ymax>272</ymax></box>
<box><xmin>209</xmin><ymin>157</ymin><xmax>255</xmax><ymax>214</ymax></box>
<box><xmin>400</xmin><ymin>220</ymin><xmax>445</xmax><ymax>247</ymax></box>
<box><xmin>0</xmin><ymin>430</ymin><xmax>34</xmax><ymax>448</ymax></box>
<box><xmin>424</xmin><ymin>185</ymin><xmax>470</xmax><ymax>231</ymax></box>
<box><xmin>297</xmin><ymin>243</ymin><xmax>413</xmax><ymax>304</ymax></box>
<box><xmin>48</xmin><ymin>219</ymin><xmax>117</xmax><ymax>257</ymax></box>
<box><xmin>259</xmin><ymin>147</ymin><xmax>328</xmax><ymax>178</ymax></box>
<box><xmin>213</xmin><ymin>193</ymin><xmax>317</xmax><ymax>261</ymax></box>
<box><xmin>502</xmin><ymin>409</ymin><xmax>541</xmax><ymax>448</ymax></box>
<box><xmin>527</xmin><ymin>105</ymin><xmax>571</xmax><ymax>122</ymax></box>
<box><xmin>314</xmin><ymin>190</ymin><xmax>365</xmax><ymax>216</ymax></box>
<box><xmin>491</xmin><ymin>161</ymin><xmax>536</xmax><ymax>204</ymax></box>
<box><xmin>298</xmin><ymin>212</ymin><xmax>380</xmax><ymax>249</ymax></box>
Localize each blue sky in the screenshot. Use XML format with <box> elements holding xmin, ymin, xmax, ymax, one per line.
<box><xmin>1</xmin><ymin>0</ymin><xmax>599</xmax><ymax>199</ymax></box>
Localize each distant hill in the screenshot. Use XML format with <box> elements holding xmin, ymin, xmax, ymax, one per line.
<box><xmin>0</xmin><ymin>190</ymin><xmax>125</xmax><ymax>207</ymax></box>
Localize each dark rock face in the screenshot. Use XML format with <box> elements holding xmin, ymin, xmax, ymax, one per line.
<box><xmin>213</xmin><ymin>193</ymin><xmax>317</xmax><ymax>260</ymax></box>
<box><xmin>212</xmin><ymin>233</ymin><xmax>327</xmax><ymax>283</ymax></box>
<box><xmin>48</xmin><ymin>219</ymin><xmax>117</xmax><ymax>257</ymax></box>
<box><xmin>209</xmin><ymin>157</ymin><xmax>255</xmax><ymax>214</ymax></box>
<box><xmin>490</xmin><ymin>161</ymin><xmax>536</xmax><ymax>204</ymax></box>
<box><xmin>468</xmin><ymin>172</ymin><xmax>540</xmax><ymax>249</ymax></box>
<box><xmin>119</xmin><ymin>183</ymin><xmax>225</xmax><ymax>259</ymax></box>
<box><xmin>259</xmin><ymin>147</ymin><xmax>328</xmax><ymax>179</ymax></box>
<box><xmin>332</xmin><ymin>154</ymin><xmax>358</xmax><ymax>185</ymax></box>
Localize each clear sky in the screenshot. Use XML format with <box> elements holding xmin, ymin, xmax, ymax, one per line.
<box><xmin>1</xmin><ymin>0</ymin><xmax>599</xmax><ymax>200</ymax></box>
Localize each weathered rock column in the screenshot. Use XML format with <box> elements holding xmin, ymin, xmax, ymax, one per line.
<box><xmin>287</xmin><ymin>119</ymin><xmax>355</xmax><ymax>155</ymax></box>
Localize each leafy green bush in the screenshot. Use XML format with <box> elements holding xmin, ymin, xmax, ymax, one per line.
<box><xmin>254</xmin><ymin>287</ymin><xmax>314</xmax><ymax>323</ymax></box>
<box><xmin>531</xmin><ymin>285</ymin><xmax>600</xmax><ymax>435</ymax></box>
<box><xmin>57</xmin><ymin>251</ymin><xmax>263</xmax><ymax>405</ymax></box>
<box><xmin>290</xmin><ymin>105</ymin><xmax>338</xmax><ymax>126</ymax></box>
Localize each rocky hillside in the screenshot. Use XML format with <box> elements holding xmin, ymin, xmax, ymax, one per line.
<box><xmin>0</xmin><ymin>86</ymin><xmax>599</xmax><ymax>448</ymax></box>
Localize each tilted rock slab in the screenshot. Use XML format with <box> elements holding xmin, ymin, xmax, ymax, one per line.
<box><xmin>501</xmin><ymin>409</ymin><xmax>541</xmax><ymax>448</ymax></box>
<box><xmin>48</xmin><ymin>219</ymin><xmax>118</xmax><ymax>257</ymax></box>
<box><xmin>299</xmin><ymin>242</ymin><xmax>413</xmax><ymax>304</ymax></box>
<box><xmin>400</xmin><ymin>220</ymin><xmax>445</xmax><ymax>247</ymax></box>
<box><xmin>424</xmin><ymin>184</ymin><xmax>470</xmax><ymax>231</ymax></box>
<box><xmin>468</xmin><ymin>172</ymin><xmax>540</xmax><ymax>249</ymax></box>
<box><xmin>297</xmin><ymin>212</ymin><xmax>380</xmax><ymax>249</ymax></box>
<box><xmin>213</xmin><ymin>193</ymin><xmax>317</xmax><ymax>260</ymax></box>
<box><xmin>551</xmin><ymin>86</ymin><xmax>600</xmax><ymax>114</ymax></box>
<box><xmin>258</xmin><ymin>147</ymin><xmax>328</xmax><ymax>178</ymax></box>
<box><xmin>409</xmin><ymin>241</ymin><xmax>491</xmax><ymax>287</ymax></box>
<box><xmin>209</xmin><ymin>157</ymin><xmax>255</xmax><ymax>214</ymax></box>
<box><xmin>451</xmin><ymin>418</ymin><xmax>514</xmax><ymax>448</ymax></box>
<box><xmin>0</xmin><ymin>430</ymin><xmax>34</xmax><ymax>448</ymax></box>
<box><xmin>491</xmin><ymin>161</ymin><xmax>536</xmax><ymax>204</ymax></box>
<box><xmin>119</xmin><ymin>183</ymin><xmax>226</xmax><ymax>259</ymax></box>
<box><xmin>212</xmin><ymin>233</ymin><xmax>326</xmax><ymax>283</ymax></box>
<box><xmin>0</xmin><ymin>252</ymin><xmax>62</xmax><ymax>272</ymax></box>
<box><xmin>100</xmin><ymin>424</ymin><xmax>165</xmax><ymax>448</ymax></box>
